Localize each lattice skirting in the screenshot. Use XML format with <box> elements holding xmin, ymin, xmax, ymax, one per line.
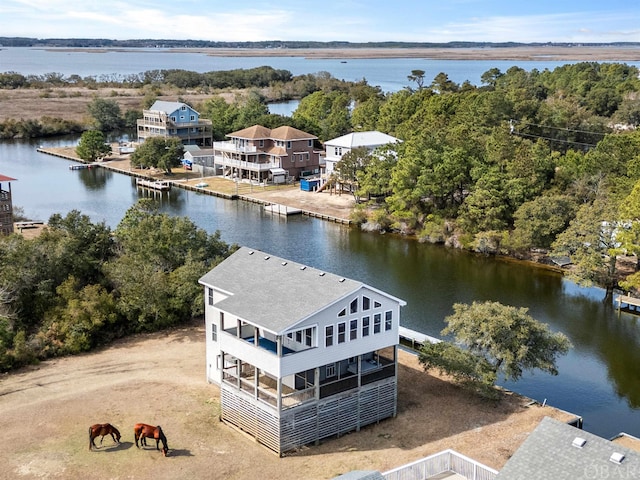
<box><xmin>221</xmin><ymin>379</ymin><xmax>397</xmax><ymax>455</ymax></box>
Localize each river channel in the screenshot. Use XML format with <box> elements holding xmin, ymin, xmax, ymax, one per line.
<box><xmin>1</xmin><ymin>137</ymin><xmax>640</xmax><ymax>440</ymax></box>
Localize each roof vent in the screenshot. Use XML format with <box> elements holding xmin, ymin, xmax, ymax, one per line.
<box><xmin>610</xmin><ymin>452</ymin><xmax>625</xmax><ymax>464</ymax></box>
<box><xmin>248</xmin><ymin>250</ymin><xmax>254</xmax><ymax>255</ymax></box>
<box><xmin>572</xmin><ymin>437</ymin><xmax>586</xmax><ymax>448</ymax></box>
<box><xmin>319</xmin><ymin>272</ymin><xmax>325</xmax><ymax>276</ymax></box>
<box><xmin>264</xmin><ymin>255</ymin><xmax>270</xmax><ymax>260</ymax></box>
<box><xmin>281</xmin><ymin>262</ymin><xmax>287</xmax><ymax>266</ymax></box>
<box><xmin>300</xmin><ymin>266</ymin><xmax>306</xmax><ymax>270</ymax></box>
<box><xmin>339</xmin><ymin>278</ymin><xmax>346</xmax><ymax>282</ymax></box>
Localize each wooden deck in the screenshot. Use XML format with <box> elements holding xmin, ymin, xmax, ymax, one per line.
<box><xmin>135</xmin><ymin>179</ymin><xmax>171</xmax><ymax>191</ymax></box>
<box><xmin>616</xmin><ymin>295</ymin><xmax>640</xmax><ymax>315</ymax></box>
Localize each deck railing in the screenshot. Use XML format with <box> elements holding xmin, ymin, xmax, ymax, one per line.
<box><xmin>383</xmin><ymin>449</ymin><xmax>498</xmax><ymax>480</ymax></box>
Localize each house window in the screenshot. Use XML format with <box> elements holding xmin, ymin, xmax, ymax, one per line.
<box><xmin>208</xmin><ymin>288</ymin><xmax>214</xmax><ymax>306</ymax></box>
<box><xmin>190</xmin><ymin>115</ymin><xmax>195</xmax><ymax>121</ymax></box>
<box><xmin>374</xmin><ymin>314</ymin><xmax>381</xmax><ymax>334</ymax></box>
<box><xmin>211</xmin><ymin>323</ymin><xmax>217</xmax><ymax>342</ymax></box>
<box><xmin>325</xmin><ymin>325</ymin><xmax>334</xmax><ymax>347</ymax></box>
<box><xmin>385</xmin><ymin>311</ymin><xmax>393</xmax><ymax>331</ymax></box>
<box><xmin>287</xmin><ymin>332</ymin><xmax>293</xmax><ymax>339</ymax></box>
<box><xmin>305</xmin><ymin>328</ymin><xmax>313</xmax><ymax>347</ymax></box>
<box><xmin>338</xmin><ymin>322</ymin><xmax>346</xmax><ymax>344</ymax></box>
<box><xmin>334</xmin><ymin>147</ymin><xmax>339</xmax><ymax>155</ymax></box>
<box><xmin>296</xmin><ymin>330</ymin><xmax>303</xmax><ymax>343</ymax></box>
<box><xmin>363</xmin><ymin>296</ymin><xmax>370</xmax><ymax>310</ymax></box>
<box><xmin>326</xmin><ymin>363</ymin><xmax>336</xmax><ymax>378</ymax></box>
<box><xmin>374</xmin><ymin>300</ymin><xmax>381</xmax><ymax>308</ymax></box>
<box><xmin>350</xmin><ymin>298</ymin><xmax>358</xmax><ymax>314</ymax></box>
<box><xmin>350</xmin><ymin>319</ymin><xmax>358</xmax><ymax>340</ymax></box>
<box><xmin>362</xmin><ymin>316</ymin><xmax>370</xmax><ymax>337</ymax></box>
<box><xmin>308</xmin><ymin>140</ymin><xmax>313</xmax><ymax>147</ymax></box>
<box><xmin>171</xmin><ymin>116</ymin><xmax>176</xmax><ymax>122</ymax></box>
<box><xmin>287</xmin><ymin>141</ymin><xmax>291</xmax><ymax>149</ymax></box>
<box><xmin>338</xmin><ymin>308</ymin><xmax>346</xmax><ymax>317</ymax></box>
<box><xmin>181</xmin><ymin>105</ymin><xmax>186</xmax><ymax>110</ymax></box>
<box><xmin>259</xmin><ymin>140</ymin><xmax>264</xmax><ymax>147</ymax></box>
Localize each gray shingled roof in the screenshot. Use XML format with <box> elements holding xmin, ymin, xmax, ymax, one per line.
<box><xmin>496</xmin><ymin>416</ymin><xmax>640</xmax><ymax>479</ymax></box>
<box><xmin>199</xmin><ymin>247</ymin><xmax>369</xmax><ymax>334</ymax></box>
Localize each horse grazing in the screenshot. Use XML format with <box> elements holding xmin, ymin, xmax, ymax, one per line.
<box><xmin>134</xmin><ymin>423</ymin><xmax>169</xmax><ymax>456</ymax></box>
<box><xmin>88</xmin><ymin>423</ymin><xmax>121</xmax><ymax>451</ymax></box>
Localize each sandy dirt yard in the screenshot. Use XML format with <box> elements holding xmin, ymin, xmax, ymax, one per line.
<box><xmin>0</xmin><ymin>319</ymin><xmax>576</xmax><ymax>480</ymax></box>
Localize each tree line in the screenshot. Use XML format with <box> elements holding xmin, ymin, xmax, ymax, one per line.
<box><xmin>0</xmin><ymin>201</ymin><xmax>234</xmax><ymax>372</ymax></box>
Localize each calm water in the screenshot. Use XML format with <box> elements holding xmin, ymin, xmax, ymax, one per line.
<box><xmin>1</xmin><ymin>138</ymin><xmax>640</xmax><ymax>440</ymax></box>
<box><xmin>2</xmin><ymin>49</ymin><xmax>640</xmax><ymax>439</ymax></box>
<box><xmin>2</xmin><ymin>46</ymin><xmax>632</xmax><ymax>92</ymax></box>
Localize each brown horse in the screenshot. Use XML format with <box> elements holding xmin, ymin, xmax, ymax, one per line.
<box><xmin>134</xmin><ymin>423</ymin><xmax>169</xmax><ymax>456</ymax></box>
<box><xmin>88</xmin><ymin>423</ymin><xmax>121</xmax><ymax>451</ymax></box>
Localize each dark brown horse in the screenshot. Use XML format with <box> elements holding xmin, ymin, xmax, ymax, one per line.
<box><xmin>88</xmin><ymin>423</ymin><xmax>121</xmax><ymax>451</ymax></box>
<box><xmin>134</xmin><ymin>423</ymin><xmax>169</xmax><ymax>456</ymax></box>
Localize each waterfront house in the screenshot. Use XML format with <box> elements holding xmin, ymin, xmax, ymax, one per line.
<box><xmin>136</xmin><ymin>101</ymin><xmax>213</xmax><ymax>147</ymax></box>
<box><xmin>199</xmin><ymin>246</ymin><xmax>406</xmax><ymax>455</ymax></box>
<box><xmin>322</xmin><ymin>131</ymin><xmax>401</xmax><ymax>177</ymax></box>
<box><xmin>212</xmin><ymin>125</ymin><xmax>321</xmax><ymax>183</ymax></box>
<box><xmin>0</xmin><ymin>174</ymin><xmax>16</xmax><ymax>235</ymax></box>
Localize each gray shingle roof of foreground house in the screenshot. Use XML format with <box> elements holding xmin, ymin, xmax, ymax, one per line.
<box><xmin>496</xmin><ymin>416</ymin><xmax>640</xmax><ymax>479</ymax></box>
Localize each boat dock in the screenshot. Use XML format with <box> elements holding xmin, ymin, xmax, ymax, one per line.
<box><xmin>135</xmin><ymin>179</ymin><xmax>171</xmax><ymax>191</ymax></box>
<box><xmin>398</xmin><ymin>326</ymin><xmax>441</xmax><ymax>350</ymax></box>
<box><xmin>264</xmin><ymin>203</ymin><xmax>302</xmax><ymax>216</ymax></box>
<box><xmin>615</xmin><ymin>294</ymin><xmax>640</xmax><ymax>315</ymax></box>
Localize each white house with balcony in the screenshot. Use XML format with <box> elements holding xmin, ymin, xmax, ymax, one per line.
<box><xmin>322</xmin><ymin>131</ymin><xmax>401</xmax><ymax>176</ymax></box>
<box><xmin>199</xmin><ymin>246</ymin><xmax>406</xmax><ymax>455</ymax></box>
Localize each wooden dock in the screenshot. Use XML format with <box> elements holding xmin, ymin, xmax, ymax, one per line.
<box><xmin>615</xmin><ymin>294</ymin><xmax>640</xmax><ymax>315</ymax></box>
<box><xmin>135</xmin><ymin>179</ymin><xmax>171</xmax><ymax>191</ymax></box>
<box><xmin>264</xmin><ymin>204</ymin><xmax>302</xmax><ymax>216</ymax></box>
<box><xmin>398</xmin><ymin>326</ymin><xmax>441</xmax><ymax>351</ymax></box>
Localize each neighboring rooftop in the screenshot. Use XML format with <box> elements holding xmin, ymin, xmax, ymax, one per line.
<box><xmin>496</xmin><ymin>416</ymin><xmax>640</xmax><ymax>479</ymax></box>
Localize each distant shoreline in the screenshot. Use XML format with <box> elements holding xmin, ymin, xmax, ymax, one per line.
<box><xmin>39</xmin><ymin>46</ymin><xmax>640</xmax><ymax>61</ymax></box>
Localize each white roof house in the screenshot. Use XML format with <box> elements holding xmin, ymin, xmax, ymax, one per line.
<box><xmin>323</xmin><ymin>131</ymin><xmax>401</xmax><ymax>176</ymax></box>
<box><xmin>198</xmin><ymin>246</ymin><xmax>406</xmax><ymax>455</ymax></box>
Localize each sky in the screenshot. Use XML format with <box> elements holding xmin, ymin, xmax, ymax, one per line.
<box><xmin>2</xmin><ymin>0</ymin><xmax>640</xmax><ymax>44</ymax></box>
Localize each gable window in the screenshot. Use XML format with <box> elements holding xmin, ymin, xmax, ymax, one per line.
<box><xmin>350</xmin><ymin>298</ymin><xmax>358</xmax><ymax>314</ymax></box>
<box><xmin>308</xmin><ymin>140</ymin><xmax>313</xmax><ymax>147</ymax></box>
<box><xmin>211</xmin><ymin>323</ymin><xmax>217</xmax><ymax>342</ymax></box>
<box><xmin>385</xmin><ymin>311</ymin><xmax>393</xmax><ymax>331</ymax></box>
<box><xmin>350</xmin><ymin>319</ymin><xmax>358</xmax><ymax>340</ymax></box>
<box><xmin>363</xmin><ymin>296</ymin><xmax>370</xmax><ymax>310</ymax></box>
<box><xmin>362</xmin><ymin>316</ymin><xmax>370</xmax><ymax>337</ymax></box>
<box><xmin>287</xmin><ymin>141</ymin><xmax>291</xmax><ymax>149</ymax></box>
<box><xmin>374</xmin><ymin>313</ymin><xmax>381</xmax><ymax>334</ymax></box>
<box><xmin>338</xmin><ymin>308</ymin><xmax>346</xmax><ymax>317</ymax></box>
<box><xmin>374</xmin><ymin>300</ymin><xmax>381</xmax><ymax>308</ymax></box>
<box><xmin>326</xmin><ymin>363</ymin><xmax>336</xmax><ymax>378</ymax></box>
<box><xmin>181</xmin><ymin>105</ymin><xmax>186</xmax><ymax>110</ymax></box>
<box><xmin>190</xmin><ymin>115</ymin><xmax>195</xmax><ymax>121</ymax></box>
<box><xmin>325</xmin><ymin>325</ymin><xmax>334</xmax><ymax>347</ymax></box>
<box><xmin>208</xmin><ymin>288</ymin><xmax>214</xmax><ymax>306</ymax></box>
<box><xmin>338</xmin><ymin>322</ymin><xmax>346</xmax><ymax>344</ymax></box>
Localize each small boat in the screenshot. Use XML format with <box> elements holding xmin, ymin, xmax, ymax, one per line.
<box><xmin>340</xmin><ymin>61</ymin><xmax>347</xmax><ymax>63</ymax></box>
<box><xmin>194</xmin><ymin>182</ymin><xmax>208</xmax><ymax>188</ymax></box>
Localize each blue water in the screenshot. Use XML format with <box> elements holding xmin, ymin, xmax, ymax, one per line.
<box><xmin>3</xmin><ymin>47</ymin><xmax>635</xmax><ymax>92</ymax></box>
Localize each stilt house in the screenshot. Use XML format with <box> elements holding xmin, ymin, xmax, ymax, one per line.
<box><xmin>199</xmin><ymin>246</ymin><xmax>406</xmax><ymax>454</ymax></box>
